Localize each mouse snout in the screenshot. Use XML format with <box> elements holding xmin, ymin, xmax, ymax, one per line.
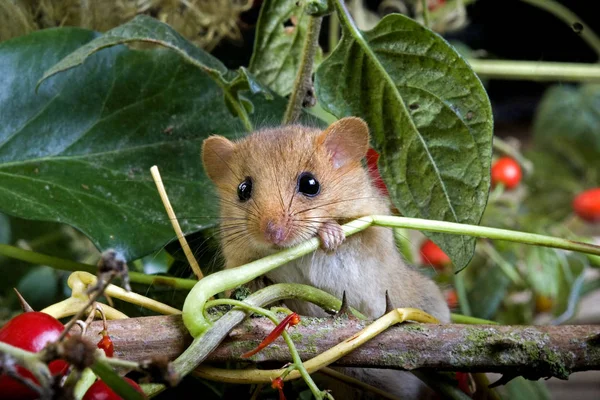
<box><xmin>263</xmin><ymin>219</ymin><xmax>289</xmax><ymax>246</ymax></box>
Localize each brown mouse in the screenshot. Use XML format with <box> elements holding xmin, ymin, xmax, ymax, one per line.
<box><xmin>202</xmin><ymin>117</ymin><xmax>450</xmax><ymax>398</ymax></box>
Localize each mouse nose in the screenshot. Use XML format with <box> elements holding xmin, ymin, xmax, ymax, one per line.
<box><xmin>264</xmin><ymin>219</ymin><xmax>288</xmax><ymax>245</ymax></box>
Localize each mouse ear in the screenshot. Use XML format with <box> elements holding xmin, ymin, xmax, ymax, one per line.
<box><xmin>202</xmin><ymin>135</ymin><xmax>235</xmax><ymax>183</ymax></box>
<box><xmin>317</xmin><ymin>117</ymin><xmax>370</xmax><ymax>168</ymax></box>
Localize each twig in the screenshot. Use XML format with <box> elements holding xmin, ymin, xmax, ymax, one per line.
<box><xmin>283</xmin><ymin>15</ymin><xmax>323</xmax><ymax>124</ymax></box>
<box><xmin>88</xmin><ymin>315</ymin><xmax>600</xmax><ymax>377</ymax></box>
<box><xmin>150</xmin><ymin>165</ymin><xmax>203</xmax><ymax>279</ymax></box>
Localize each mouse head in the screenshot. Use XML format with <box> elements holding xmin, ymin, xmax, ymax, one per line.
<box><xmin>202</xmin><ymin>117</ymin><xmax>382</xmax><ymax>256</ymax></box>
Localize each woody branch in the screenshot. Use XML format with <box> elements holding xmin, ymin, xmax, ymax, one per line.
<box><xmin>80</xmin><ymin>315</ymin><xmax>600</xmax><ymax>379</ymax></box>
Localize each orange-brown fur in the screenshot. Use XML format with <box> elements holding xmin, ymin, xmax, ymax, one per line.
<box><xmin>202</xmin><ymin>118</ymin><xmax>449</xmax><ymax>399</ymax></box>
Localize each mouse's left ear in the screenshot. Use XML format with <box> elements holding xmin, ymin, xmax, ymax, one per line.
<box><xmin>317</xmin><ymin>117</ymin><xmax>370</xmax><ymax>169</ymax></box>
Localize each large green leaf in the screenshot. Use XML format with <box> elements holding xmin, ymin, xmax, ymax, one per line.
<box><xmin>316</xmin><ymin>9</ymin><xmax>493</xmax><ymax>269</ymax></box>
<box><xmin>0</xmin><ymin>28</ymin><xmax>287</xmax><ymax>260</ymax></box>
<box><xmin>249</xmin><ymin>0</ymin><xmax>314</xmax><ymax>96</ymax></box>
<box><xmin>38</xmin><ymin>15</ymin><xmax>270</xmax><ymax>126</ymax></box>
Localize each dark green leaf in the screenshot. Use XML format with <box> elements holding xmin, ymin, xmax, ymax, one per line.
<box><xmin>316</xmin><ymin>11</ymin><xmax>493</xmax><ymax>269</ymax></box>
<box><xmin>0</xmin><ymin>28</ymin><xmax>288</xmax><ymax>260</ymax></box>
<box><xmin>16</xmin><ymin>266</ymin><xmax>59</xmax><ymax>310</ymax></box>
<box><xmin>91</xmin><ymin>361</ymin><xmax>145</xmax><ymax>400</ymax></box>
<box><xmin>533</xmin><ymin>84</ymin><xmax>600</xmax><ymax>154</ymax></box>
<box><xmin>249</xmin><ymin>0</ymin><xmax>315</xmax><ymax>96</ymax></box>
<box><xmin>37</xmin><ymin>15</ymin><xmax>270</xmax><ymax>126</ymax></box>
<box><xmin>497</xmin><ymin>377</ymin><xmax>550</xmax><ymax>400</ymax></box>
<box><xmin>468</xmin><ymin>263</ymin><xmax>510</xmax><ymax>319</ymax></box>
<box><xmin>0</xmin><ymin>214</ymin><xmax>10</xmax><ymax>244</ymax></box>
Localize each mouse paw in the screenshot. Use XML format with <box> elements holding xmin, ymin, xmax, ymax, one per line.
<box><xmin>318</xmin><ymin>221</ymin><xmax>345</xmax><ymax>252</ymax></box>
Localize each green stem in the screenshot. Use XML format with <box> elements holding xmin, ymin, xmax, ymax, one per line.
<box><xmin>183</xmin><ymin>215</ymin><xmax>600</xmax><ymax>337</ymax></box>
<box><xmin>479</xmin><ymin>241</ymin><xmax>525</xmax><ymax>286</ymax></box>
<box><xmin>420</xmin><ymin>0</ymin><xmax>430</xmax><ymax>27</ymax></box>
<box><xmin>453</xmin><ymin>270</ymin><xmax>471</xmax><ymax>316</ymax></box>
<box><xmin>0</xmin><ymin>341</ymin><xmax>52</xmax><ymax>389</ymax></box>
<box><xmin>468</xmin><ymin>59</ymin><xmax>600</xmax><ymax>82</ymax></box>
<box><xmin>173</xmin><ymin>283</ymin><xmax>363</xmax><ymax>385</ymax></box>
<box><xmin>283</xmin><ymin>15</ymin><xmax>323</xmax><ymax>124</ymax></box>
<box><xmin>450</xmin><ymin>313</ymin><xmax>498</xmax><ymax>325</ymax></box>
<box><xmin>368</xmin><ymin>215</ymin><xmax>600</xmax><ymax>256</ymax></box>
<box><xmin>205</xmin><ymin>299</ymin><xmax>327</xmax><ymax>400</ymax></box>
<box><xmin>0</xmin><ymin>244</ymin><xmax>197</xmax><ymax>290</ymax></box>
<box><xmin>182</xmin><ymin>218</ymin><xmax>372</xmax><ymax>337</ymax></box>
<box><xmin>221</xmin><ymin>84</ymin><xmax>253</xmax><ymax>132</ymax></box>
<box><xmin>519</xmin><ymin>0</ymin><xmax>600</xmax><ymax>60</ymax></box>
<box><xmin>328</xmin><ymin>11</ymin><xmax>339</xmax><ymax>52</ymax></box>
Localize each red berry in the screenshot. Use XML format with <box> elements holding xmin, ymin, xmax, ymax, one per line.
<box><xmin>445</xmin><ymin>290</ymin><xmax>459</xmax><ymax>309</ymax></box>
<box><xmin>491</xmin><ymin>157</ymin><xmax>522</xmax><ymax>190</ymax></box>
<box><xmin>420</xmin><ymin>240</ymin><xmax>451</xmax><ymax>269</ymax></box>
<box><xmin>0</xmin><ymin>312</ymin><xmax>69</xmax><ymax>399</ymax></box>
<box><xmin>97</xmin><ymin>331</ymin><xmax>114</xmax><ymax>357</ymax></box>
<box><xmin>83</xmin><ymin>378</ymin><xmax>145</xmax><ymax>400</ymax></box>
<box><xmin>573</xmin><ymin>188</ymin><xmax>600</xmax><ymax>223</ymax></box>
<box><xmin>366</xmin><ymin>148</ymin><xmax>390</xmax><ymax>196</ymax></box>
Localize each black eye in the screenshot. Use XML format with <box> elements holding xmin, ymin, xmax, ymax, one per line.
<box><xmin>297</xmin><ymin>172</ymin><xmax>320</xmax><ymax>197</ymax></box>
<box><xmin>238</xmin><ymin>177</ymin><xmax>252</xmax><ymax>202</ymax></box>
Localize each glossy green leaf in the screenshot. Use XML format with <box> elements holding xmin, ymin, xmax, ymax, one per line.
<box><xmin>316</xmin><ymin>10</ymin><xmax>493</xmax><ymax>269</ymax></box>
<box><xmin>38</xmin><ymin>15</ymin><xmax>270</xmax><ymax>128</ymax></box>
<box><xmin>0</xmin><ymin>28</ymin><xmax>288</xmax><ymax>260</ymax></box>
<box><xmin>249</xmin><ymin>0</ymin><xmax>314</xmax><ymax>96</ymax></box>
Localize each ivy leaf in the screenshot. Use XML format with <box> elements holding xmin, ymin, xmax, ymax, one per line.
<box><xmin>38</xmin><ymin>15</ymin><xmax>270</xmax><ymax>125</ymax></box>
<box><xmin>249</xmin><ymin>0</ymin><xmax>318</xmax><ymax>96</ymax></box>
<box><xmin>0</xmin><ymin>28</ymin><xmax>287</xmax><ymax>260</ymax></box>
<box><xmin>316</xmin><ymin>10</ymin><xmax>493</xmax><ymax>270</ymax></box>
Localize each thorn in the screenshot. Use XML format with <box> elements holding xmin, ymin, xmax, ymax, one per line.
<box><xmin>488</xmin><ymin>373</ymin><xmax>518</xmax><ymax>388</ymax></box>
<box><xmin>13</xmin><ymin>288</ymin><xmax>34</xmax><ymax>312</ymax></box>
<box><xmin>335</xmin><ymin>291</ymin><xmax>354</xmax><ymax>319</ymax></box>
<box><xmin>384</xmin><ymin>290</ymin><xmax>394</xmax><ymax>314</ymax></box>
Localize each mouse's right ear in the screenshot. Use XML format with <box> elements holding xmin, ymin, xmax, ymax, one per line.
<box><xmin>202</xmin><ymin>135</ymin><xmax>235</xmax><ymax>184</ymax></box>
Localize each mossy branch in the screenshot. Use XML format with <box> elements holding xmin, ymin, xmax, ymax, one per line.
<box><xmin>80</xmin><ymin>314</ymin><xmax>600</xmax><ymax>380</ymax></box>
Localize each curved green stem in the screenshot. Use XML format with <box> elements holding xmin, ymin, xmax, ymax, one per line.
<box><xmin>183</xmin><ymin>215</ymin><xmax>600</xmax><ymax>337</ymax></box>
<box><xmin>519</xmin><ymin>0</ymin><xmax>600</xmax><ymax>60</ymax></box>
<box><xmin>182</xmin><ymin>217</ymin><xmax>373</xmax><ymax>337</ymax></box>
<box><xmin>0</xmin><ymin>244</ymin><xmax>197</xmax><ymax>290</ymax></box>
<box><xmin>468</xmin><ymin>59</ymin><xmax>600</xmax><ymax>82</ymax></box>
<box><xmin>453</xmin><ymin>270</ymin><xmax>471</xmax><ymax>316</ymax></box>
<box><xmin>205</xmin><ymin>299</ymin><xmax>327</xmax><ymax>400</ymax></box>
<box><xmin>172</xmin><ymin>283</ymin><xmax>363</xmax><ymax>389</ymax></box>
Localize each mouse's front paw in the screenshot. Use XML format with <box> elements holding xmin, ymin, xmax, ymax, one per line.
<box><xmin>318</xmin><ymin>221</ymin><xmax>345</xmax><ymax>252</ymax></box>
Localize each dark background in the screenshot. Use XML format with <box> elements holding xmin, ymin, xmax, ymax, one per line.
<box><xmin>213</xmin><ymin>0</ymin><xmax>599</xmax><ymax>129</ymax></box>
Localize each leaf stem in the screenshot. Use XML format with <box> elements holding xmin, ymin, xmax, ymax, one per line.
<box><xmin>453</xmin><ymin>271</ymin><xmax>471</xmax><ymax>316</ymax></box>
<box><xmin>283</xmin><ymin>15</ymin><xmax>323</xmax><ymax>124</ymax></box>
<box><xmin>420</xmin><ymin>0</ymin><xmax>430</xmax><ymax>27</ymax></box>
<box><xmin>519</xmin><ymin>0</ymin><xmax>600</xmax><ymax>60</ymax></box>
<box><xmin>205</xmin><ymin>299</ymin><xmax>327</xmax><ymax>400</ymax></box>
<box><xmin>468</xmin><ymin>59</ymin><xmax>600</xmax><ymax>82</ymax></box>
<box><xmin>182</xmin><ymin>215</ymin><xmax>600</xmax><ymax>337</ymax></box>
<box><xmin>0</xmin><ymin>244</ymin><xmax>197</xmax><ymax>290</ymax></box>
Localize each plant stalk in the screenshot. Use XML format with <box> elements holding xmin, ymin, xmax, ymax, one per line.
<box><xmin>0</xmin><ymin>244</ymin><xmax>197</xmax><ymax>290</ymax></box>
<box><xmin>468</xmin><ymin>59</ymin><xmax>600</xmax><ymax>82</ymax></box>
<box><xmin>283</xmin><ymin>15</ymin><xmax>323</xmax><ymax>124</ymax></box>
